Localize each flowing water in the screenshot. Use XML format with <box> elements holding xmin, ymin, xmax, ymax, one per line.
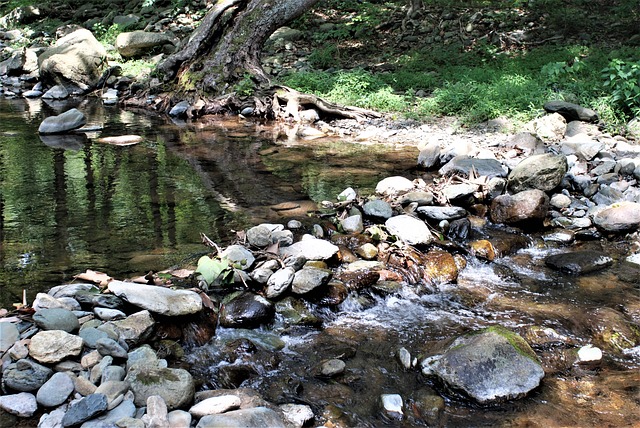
<box><xmin>1</xmin><ymin>98</ymin><xmax>639</xmax><ymax>427</ymax></box>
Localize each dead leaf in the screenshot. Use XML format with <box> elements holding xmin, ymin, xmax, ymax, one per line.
<box><xmin>160</xmin><ymin>268</ymin><xmax>194</xmax><ymax>279</ymax></box>
<box><xmin>266</xmin><ymin>242</ymin><xmax>280</xmax><ymax>255</ymax></box>
<box><xmin>74</xmin><ymin>269</ymin><xmax>113</xmax><ymax>286</ymax></box>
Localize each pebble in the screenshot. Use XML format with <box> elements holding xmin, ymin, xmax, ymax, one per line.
<box><xmin>321</xmin><ymin>359</ymin><xmax>346</xmax><ymax>377</ymax></box>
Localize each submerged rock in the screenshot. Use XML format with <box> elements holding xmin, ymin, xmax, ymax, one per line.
<box><xmin>38</xmin><ymin>108</ymin><xmax>86</xmax><ymax>134</ymax></box>
<box><xmin>545</xmin><ymin>250</ymin><xmax>613</xmax><ymax>275</ymax></box>
<box><xmin>424</xmin><ymin>326</ymin><xmax>544</xmax><ymax>403</ymax></box>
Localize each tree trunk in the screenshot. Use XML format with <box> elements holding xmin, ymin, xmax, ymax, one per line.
<box><xmin>150</xmin><ymin>0</ymin><xmax>380</xmax><ymax>121</ymax></box>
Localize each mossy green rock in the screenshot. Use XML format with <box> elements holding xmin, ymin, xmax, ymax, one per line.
<box><xmin>125</xmin><ymin>367</ymin><xmax>194</xmax><ymax>410</ymax></box>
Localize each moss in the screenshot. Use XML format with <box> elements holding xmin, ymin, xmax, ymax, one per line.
<box><xmin>135</xmin><ymin>368</ymin><xmax>180</xmax><ymax>385</ymax></box>
<box><xmin>485</xmin><ymin>325</ymin><xmax>540</xmax><ymax>363</ymax></box>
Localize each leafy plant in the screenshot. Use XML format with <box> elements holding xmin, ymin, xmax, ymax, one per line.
<box><xmin>234</xmin><ymin>73</ymin><xmax>256</xmax><ymax>97</ymax></box>
<box><xmin>195</xmin><ymin>256</ymin><xmax>233</xmax><ymax>288</ymax></box>
<box><xmin>602</xmin><ymin>58</ymin><xmax>640</xmax><ymax>116</ymax></box>
<box><xmin>93</xmin><ymin>23</ymin><xmax>121</xmax><ymax>46</ymax></box>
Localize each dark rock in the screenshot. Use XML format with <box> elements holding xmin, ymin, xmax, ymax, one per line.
<box><xmin>545</xmin><ymin>250</ymin><xmax>613</xmax><ymax>275</ymax></box>
<box><xmin>544</xmin><ymin>100</ymin><xmax>598</xmax><ymax>122</ymax></box>
<box><xmin>38</xmin><ymin>108</ymin><xmax>86</xmax><ymax>134</ymax></box>
<box><xmin>61</xmin><ymin>393</ymin><xmax>108</xmax><ymax>427</ymax></box>
<box><xmin>33</xmin><ymin>308</ymin><xmax>79</xmax><ymax>332</ymax></box>
<box><xmin>417</xmin><ymin>206</ymin><xmax>467</xmax><ymax>222</ymax></box>
<box><xmin>490</xmin><ymin>189</ymin><xmax>549</xmax><ymax>227</ymax></box>
<box><xmin>439</xmin><ymin>155</ymin><xmax>507</xmax><ymax>178</ymax></box>
<box><xmin>508</xmin><ymin>153</ymin><xmax>567</xmax><ymax>193</ymax></box>
<box><xmin>219</xmin><ymin>292</ymin><xmax>274</xmax><ymax>328</ymax></box>
<box><xmin>3</xmin><ymin>359</ymin><xmax>53</xmax><ymax>392</ymax></box>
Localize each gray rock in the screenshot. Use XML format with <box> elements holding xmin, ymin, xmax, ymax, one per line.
<box><xmin>196</xmin><ymin>407</ymin><xmax>286</xmax><ymax>428</ymax></box>
<box><xmin>220</xmin><ymin>244</ymin><xmax>255</xmax><ymax>270</ymax></box>
<box><xmin>33</xmin><ymin>308</ymin><xmax>79</xmax><ymax>332</ymax></box>
<box><xmin>106</xmin><ymin>310</ymin><xmax>155</xmax><ymax>346</ymax></box>
<box><xmin>219</xmin><ymin>292</ymin><xmax>274</xmax><ymax>328</ymax></box>
<box><xmin>42</xmin><ymin>84</ymin><xmax>69</xmax><ymax>99</ymax></box>
<box><xmin>545</xmin><ymin>250</ymin><xmax>613</xmax><ymax>275</ymax></box>
<box><xmin>279</xmin><ymin>404</ymin><xmax>314</xmax><ymax>428</ymax></box>
<box><xmin>168</xmin><ymin>410</ymin><xmax>192</xmax><ymax>428</ymax></box>
<box><xmin>79</xmin><ymin>327</ymin><xmax>110</xmax><ymax>348</ymax></box>
<box><xmin>291</xmin><ymin>267</ymin><xmax>332</xmax><ymax>294</ymax></box>
<box><xmin>338</xmin><ymin>187</ymin><xmax>357</xmax><ymax>201</ymax></box>
<box><xmin>36</xmin><ymin>372</ymin><xmax>74</xmax><ymax>407</ymax></box>
<box><xmin>95</xmin><ymin>380</ymin><xmax>130</xmax><ymax>410</ymax></box>
<box><xmin>375</xmin><ymin>176</ymin><xmax>414</xmax><ymax>195</ymax></box>
<box><xmin>593</xmin><ymin>202</ymin><xmax>640</xmax><ymax>231</ymax></box>
<box><xmin>247</xmin><ymin>225</ymin><xmax>273</xmax><ymax>247</ymax></box>
<box><xmin>279</xmin><ymin>237</ymin><xmax>339</xmax><ymax>261</ymax></box>
<box><xmin>439</xmin><ymin>156</ymin><xmax>507</xmax><ymax>178</ymax></box>
<box><xmin>490</xmin><ymin>189</ymin><xmax>549</xmax><ymax>227</ymax></box>
<box><xmin>94</xmin><ymin>307</ymin><xmax>126</xmax><ymax>321</ymax></box>
<box><xmin>385</xmin><ymin>215</ymin><xmax>433</xmax><ymax>245</ymax></box>
<box><xmin>381</xmin><ymin>394</ymin><xmax>403</xmax><ymax>419</ymax></box>
<box><xmin>397</xmin><ymin>191</ymin><xmax>434</xmax><ymax>206</ymax></box>
<box><xmin>508</xmin><ymin>153</ymin><xmax>567</xmax><ymax>193</ymax></box>
<box><xmin>38</xmin><ymin>108</ymin><xmax>86</xmax><ymax>134</ymax></box>
<box><xmin>561</xmin><ymin>135</ymin><xmax>605</xmax><ymax>161</ymax></box>
<box><xmin>189</xmin><ymin>395</ymin><xmax>241</xmax><ymax>417</ymax></box>
<box><xmin>0</xmin><ymin>322</ymin><xmax>19</xmax><ymax>353</ymax></box>
<box><xmin>107</xmin><ymin>281</ymin><xmax>202</xmax><ymax>316</ymax></box>
<box><xmin>127</xmin><ymin>345</ymin><xmax>163</xmax><ymax>371</ymax></box>
<box><xmin>272</xmin><ymin>229</ymin><xmax>294</xmax><ymax>246</ymax></box>
<box><xmin>321</xmin><ymin>359</ymin><xmax>345</xmax><ymax>377</ymax></box>
<box><xmin>169</xmin><ymin>100</ymin><xmax>190</xmax><ymax>117</ymax></box>
<box><xmin>340</xmin><ymin>214</ymin><xmax>363</xmax><ymax>233</ymax></box>
<box><xmin>531</xmin><ymin>113</ymin><xmax>566</xmax><ymax>143</ymax></box>
<box><xmin>61</xmin><ymin>393</ymin><xmax>109</xmax><ymax>427</ymax></box>
<box><xmin>29</xmin><ymin>330</ymin><xmax>84</xmax><ymax>363</ymax></box>
<box><xmin>116</xmin><ymin>31</ymin><xmax>176</xmax><ymax>58</ymax></box>
<box><xmin>363</xmin><ymin>199</ymin><xmax>393</xmax><ymax>219</ymax></box>
<box><xmin>441</xmin><ymin>183</ymin><xmax>478</xmax><ymax>202</ymax></box>
<box><xmin>250</xmin><ymin>268</ymin><xmax>273</xmax><ymax>284</ymax></box>
<box><xmin>49</xmin><ymin>283</ymin><xmax>100</xmax><ymax>299</ymax></box>
<box><xmin>96</xmin><ymin>337</ymin><xmax>129</xmax><ymax>359</ymax></box>
<box><xmin>544</xmin><ymin>100</ymin><xmax>598</xmax><ymax>122</ymax></box>
<box><xmin>38</xmin><ymin>407</ymin><xmax>67</xmax><ymax>428</ymax></box>
<box><xmin>38</xmin><ymin>29</ymin><xmax>107</xmax><ymax>93</ymax></box>
<box><xmin>265</xmin><ymin>267</ymin><xmax>295</xmax><ymax>299</ymax></box>
<box><xmin>79</xmin><ymin>399</ymin><xmax>136</xmax><ymax>428</ymax></box>
<box><xmin>417</xmin><ymin>141</ymin><xmax>441</xmax><ymax>169</ymax></box>
<box><xmin>90</xmin><ymin>355</ymin><xmax>113</xmax><ymax>384</ymax></box>
<box><xmin>126</xmin><ymin>367</ymin><xmax>194</xmax><ymax>410</ymax></box>
<box><xmin>102</xmin><ymin>365</ymin><xmax>126</xmax><ymax>383</ymax></box>
<box><xmin>142</xmin><ymin>395</ymin><xmax>169</xmax><ymax>428</ymax></box>
<box><xmin>426</xmin><ymin>326</ymin><xmax>544</xmax><ymax>403</ymax></box>
<box><xmin>0</xmin><ymin>392</ymin><xmax>37</xmax><ymax>417</ymax></box>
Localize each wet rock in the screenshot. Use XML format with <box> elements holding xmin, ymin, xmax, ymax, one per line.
<box><xmin>321</xmin><ymin>359</ymin><xmax>346</xmax><ymax>377</ymax></box>
<box><xmin>126</xmin><ymin>367</ymin><xmax>194</xmax><ymax>410</ymax></box>
<box><xmin>33</xmin><ymin>308</ymin><xmax>79</xmax><ymax>332</ymax></box>
<box><xmin>543</xmin><ymin>100</ymin><xmax>598</xmax><ymax>122</ymax></box>
<box><xmin>469</xmin><ymin>239</ymin><xmax>497</xmax><ymax>261</ymax></box>
<box><xmin>0</xmin><ymin>322</ymin><xmax>19</xmax><ymax>353</ymax></box>
<box><xmin>417</xmin><ymin>206</ymin><xmax>467</xmax><ymax>221</ymax></box>
<box><xmin>423</xmin><ymin>248</ymin><xmax>459</xmax><ymax>285</ymax></box>
<box><xmin>306</xmin><ymin>280</ymin><xmax>348</xmax><ymax>306</ymax></box>
<box><xmin>355</xmin><ymin>243</ymin><xmax>378</xmax><ymax>259</ymax></box>
<box><xmin>588</xmin><ymin>307</ymin><xmax>640</xmax><ymax>352</ymax></box>
<box><xmin>593</xmin><ymin>202</ymin><xmax>640</xmax><ymax>232</ymax></box>
<box><xmin>36</xmin><ymin>372</ymin><xmax>74</xmax><ymax>407</ymax></box>
<box><xmin>380</xmin><ymin>394</ymin><xmax>403</xmax><ymax>419</ymax></box>
<box><xmin>490</xmin><ymin>189</ymin><xmax>549</xmax><ymax>227</ymax></box>
<box><xmin>508</xmin><ymin>153</ymin><xmax>568</xmax><ymax>193</ymax></box>
<box><xmin>425</xmin><ymin>326</ymin><xmax>544</xmax><ymax>403</ymax></box>
<box><xmin>439</xmin><ymin>155</ymin><xmax>507</xmax><ymax>178</ymax></box>
<box><xmin>42</xmin><ymin>84</ymin><xmax>69</xmax><ymax>99</ymax></box>
<box><xmin>189</xmin><ymin>395</ymin><xmax>242</xmax><ymax>417</ymax></box>
<box><xmin>169</xmin><ymin>100</ymin><xmax>190</xmax><ymax>118</ymax></box>
<box><xmin>196</xmin><ymin>407</ymin><xmax>286</xmax><ymax>428</ymax></box>
<box><xmin>107</xmin><ymin>281</ymin><xmax>202</xmax><ymax>316</ymax></box>
<box><xmin>265</xmin><ymin>267</ymin><xmax>295</xmax><ymax>299</ymax></box>
<box><xmin>336</xmin><ymin>269</ymin><xmax>380</xmax><ymax>291</ymax></box>
<box><xmin>221</xmin><ymin>244</ymin><xmax>255</xmax><ymax>270</ymax></box>
<box><xmin>80</xmin><ymin>399</ymin><xmax>136</xmax><ymax>428</ymax></box>
<box><xmin>116</xmin><ymin>31</ymin><xmax>176</xmax><ymax>58</ymax></box>
<box><xmin>385</xmin><ymin>215</ymin><xmax>433</xmax><ymax>245</ymax></box>
<box><xmin>363</xmin><ymin>199</ymin><xmax>393</xmax><ymax>219</ymax></box>
<box><xmin>0</xmin><ymin>392</ymin><xmax>37</xmax><ymax>417</ymax></box>
<box><xmin>220</xmin><ymin>292</ymin><xmax>274</xmax><ymax>328</ymax></box>
<box><xmin>291</xmin><ymin>267</ymin><xmax>332</xmax><ymax>294</ymax></box>
<box><xmin>412</xmin><ymin>389</ymin><xmax>445</xmax><ymax>426</ymax></box>
<box><xmin>280</xmin><ymin>403</ymin><xmax>314</xmax><ymax>428</ymax></box>
<box><xmin>38</xmin><ymin>108</ymin><xmax>86</xmax><ymax>134</ymax></box>
<box><xmin>375</xmin><ymin>176</ymin><xmax>414</xmax><ymax>195</ymax></box>
<box><xmin>29</xmin><ymin>330</ymin><xmax>83</xmax><ymax>363</ymax></box>
<box><xmin>61</xmin><ymin>393</ymin><xmax>108</xmax><ymax>427</ymax></box>
<box><xmin>545</xmin><ymin>250</ymin><xmax>613</xmax><ymax>275</ymax></box>
<box><xmin>279</xmin><ymin>236</ymin><xmax>339</xmax><ymax>260</ymax></box>
<box><xmin>107</xmin><ymin>310</ymin><xmax>155</xmax><ymax>346</ymax></box>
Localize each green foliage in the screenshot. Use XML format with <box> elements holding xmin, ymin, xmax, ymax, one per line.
<box><xmin>120</xmin><ymin>59</ymin><xmax>155</xmax><ymax>79</ymax></box>
<box><xmin>602</xmin><ymin>58</ymin><xmax>640</xmax><ymax>117</ymax></box>
<box><xmin>195</xmin><ymin>255</ymin><xmax>233</xmax><ymax>287</ymax></box>
<box><xmin>233</xmin><ymin>74</ymin><xmax>256</xmax><ymax>97</ymax></box>
<box><xmin>93</xmin><ymin>23</ymin><xmax>121</xmax><ymax>46</ymax></box>
<box><xmin>308</xmin><ymin>45</ymin><xmax>339</xmax><ymax>69</ymax></box>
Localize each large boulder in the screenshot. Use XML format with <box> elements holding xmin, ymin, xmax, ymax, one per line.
<box><xmin>107</xmin><ymin>281</ymin><xmax>202</xmax><ymax>316</ymax></box>
<box><xmin>439</xmin><ymin>156</ymin><xmax>507</xmax><ymax>178</ymax></box>
<box><xmin>28</xmin><ymin>330</ymin><xmax>83</xmax><ymax>364</ymax></box>
<box><xmin>38</xmin><ymin>28</ymin><xmax>107</xmax><ymax>93</ymax></box>
<box><xmin>543</xmin><ymin>100</ymin><xmax>598</xmax><ymax>122</ymax></box>
<box><xmin>490</xmin><ymin>189</ymin><xmax>549</xmax><ymax>227</ymax></box>
<box><xmin>115</xmin><ymin>31</ymin><xmax>176</xmax><ymax>58</ymax></box>
<box><xmin>424</xmin><ymin>326</ymin><xmax>544</xmax><ymax>403</ymax></box>
<box><xmin>508</xmin><ymin>153</ymin><xmax>567</xmax><ymax>193</ymax></box>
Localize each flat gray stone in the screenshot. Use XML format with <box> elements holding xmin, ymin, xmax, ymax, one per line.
<box><xmin>0</xmin><ymin>392</ymin><xmax>37</xmax><ymax>417</ymax></box>
<box><xmin>107</xmin><ymin>281</ymin><xmax>202</xmax><ymax>316</ymax></box>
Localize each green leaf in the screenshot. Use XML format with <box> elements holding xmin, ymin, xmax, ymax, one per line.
<box><xmin>195</xmin><ymin>256</ymin><xmax>230</xmax><ymax>286</ymax></box>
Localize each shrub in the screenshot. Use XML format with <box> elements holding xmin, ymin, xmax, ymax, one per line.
<box><xmin>602</xmin><ymin>58</ymin><xmax>640</xmax><ymax>117</ymax></box>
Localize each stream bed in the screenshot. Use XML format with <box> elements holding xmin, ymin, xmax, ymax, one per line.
<box><xmin>1</xmin><ymin>98</ymin><xmax>639</xmax><ymax>427</ymax></box>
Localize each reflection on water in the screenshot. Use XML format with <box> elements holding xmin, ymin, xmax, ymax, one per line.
<box><xmin>0</xmin><ymin>98</ymin><xmax>418</xmax><ymax>308</ymax></box>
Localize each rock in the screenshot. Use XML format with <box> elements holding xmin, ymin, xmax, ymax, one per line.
<box><xmin>417</xmin><ymin>206</ymin><xmax>467</xmax><ymax>221</ymax></box>
<box><xmin>385</xmin><ymin>215</ymin><xmax>433</xmax><ymax>245</ymax></box>
<box><xmin>0</xmin><ymin>322</ymin><xmax>19</xmax><ymax>353</ymax></box>
<box><xmin>423</xmin><ymin>248</ymin><xmax>459</xmax><ymax>285</ymax></box>
<box><xmin>38</xmin><ymin>108</ymin><xmax>86</xmax><ymax>134</ymax></box>
<box><xmin>73</xmin><ymin>375</ymin><xmax>97</xmax><ymax>396</ymax></box>
<box><xmin>550</xmin><ymin>193</ymin><xmax>572</xmax><ymax>209</ymax></box>
<box><xmin>417</xmin><ymin>141</ymin><xmax>441</xmax><ymax>169</ymax></box>
<box><xmin>587</xmin><ymin>307</ymin><xmax>640</xmax><ymax>352</ymax></box>
<box><xmin>279</xmin><ymin>403</ymin><xmax>314</xmax><ymax>428</ymax></box>
<box><xmin>561</xmin><ymin>135</ymin><xmax>605</xmax><ymax>161</ymax></box>
<box><xmin>279</xmin><ymin>237</ymin><xmax>339</xmax><ymax>260</ymax></box>
<box><xmin>36</xmin><ymin>372</ymin><xmax>74</xmax><ymax>407</ymax></box>
<box><xmin>425</xmin><ymin>326</ymin><xmax>544</xmax><ymax>403</ymax></box>
<box><xmin>169</xmin><ymin>100</ymin><xmax>189</xmax><ymax>118</ymax></box>
<box><xmin>275</xmin><ymin>297</ymin><xmax>322</xmax><ymax>327</ymax></box>
<box><xmin>397</xmin><ymin>347</ymin><xmax>411</xmax><ymax>369</ymax></box>
<box><xmin>439</xmin><ymin>156</ymin><xmax>507</xmax><ymax>178</ymax></box>
<box><xmin>577</xmin><ymin>345</ymin><xmax>603</xmax><ymax>363</ymax></box>
<box><xmin>106</xmin><ymin>310</ymin><xmax>155</xmax><ymax>346</ymax></box>
<box><xmin>531</xmin><ymin>113</ymin><xmax>566</xmax><ymax>143</ymax></box>
<box><xmin>441</xmin><ymin>182</ymin><xmax>478</xmax><ymax>202</ymax></box>
<box><xmin>490</xmin><ymin>189</ymin><xmax>549</xmax><ymax>227</ymax></box>
<box><xmin>168</xmin><ymin>409</ymin><xmax>192</xmax><ymax>428</ymax></box>
<box><xmin>94</xmin><ymin>307</ymin><xmax>126</xmax><ymax>321</ymax></box>
<box><xmin>380</xmin><ymin>394</ymin><xmax>403</xmax><ymax>419</ymax></box>
<box><xmin>363</xmin><ymin>199</ymin><xmax>393</xmax><ymax>219</ymax></box>
<box><xmin>593</xmin><ymin>202</ymin><xmax>640</xmax><ymax>231</ymax></box>
<box><xmin>220</xmin><ymin>245</ymin><xmax>256</xmax><ymax>270</ymax></box>
<box><xmin>0</xmin><ymin>392</ymin><xmax>37</xmax><ymax>417</ymax></box>
<box><xmin>38</xmin><ymin>407</ymin><xmax>66</xmax><ymax>428</ymax></box>
<box><xmin>247</xmin><ymin>225</ymin><xmax>273</xmax><ymax>247</ymax></box>
<box><xmin>340</xmin><ymin>214</ymin><xmax>363</xmax><ymax>233</ymax></box>
<box><xmin>29</xmin><ymin>330</ymin><xmax>83</xmax><ymax>364</ymax></box>
<box><xmin>79</xmin><ymin>399</ymin><xmax>136</xmax><ymax>428</ymax></box>
<box><xmin>38</xmin><ymin>29</ymin><xmax>107</xmax><ymax>93</ymax></box>
<box><xmin>126</xmin><ymin>367</ymin><xmax>194</xmax><ymax>410</ymax></box>
<box><xmin>142</xmin><ymin>395</ymin><xmax>169</xmax><ymax>428</ymax></box>
<box><xmin>94</xmin><ymin>381</ymin><xmax>130</xmax><ymax>410</ymax></box>
<box><xmin>545</xmin><ymin>250</ymin><xmax>613</xmax><ymax>275</ymax></box>
<box><xmin>189</xmin><ymin>395</ymin><xmax>242</xmax><ymax>417</ymax></box>
<box><xmin>61</xmin><ymin>393</ymin><xmax>109</xmax><ymax>427</ymax></box>
<box><xmin>219</xmin><ymin>292</ymin><xmax>274</xmax><ymax>328</ymax></box>
<box><xmin>543</xmin><ymin>100</ymin><xmax>598</xmax><ymax>122</ymax></box>
<box><xmin>79</xmin><ymin>327</ymin><xmax>110</xmax><ymax>348</ymax></box>
<box><xmin>265</xmin><ymin>267</ymin><xmax>295</xmax><ymax>299</ymax></box>
<box><xmin>116</xmin><ymin>31</ymin><xmax>176</xmax><ymax>58</ymax></box>
<box><xmin>469</xmin><ymin>240</ymin><xmax>497</xmax><ymax>261</ymax></box>
<box><xmin>291</xmin><ymin>267</ymin><xmax>332</xmax><ymax>294</ymax></box>
<box><xmin>42</xmin><ymin>84</ymin><xmax>69</xmax><ymax>99</ymax></box>
<box><xmin>397</xmin><ymin>191</ymin><xmax>434</xmax><ymax>206</ymax></box>
<box><xmin>196</xmin><ymin>407</ymin><xmax>286</xmax><ymax>428</ymax></box>
<box><xmin>321</xmin><ymin>359</ymin><xmax>346</xmax><ymax>377</ymax></box>
<box><xmin>338</xmin><ymin>187</ymin><xmax>357</xmax><ymax>201</ymax></box>
<box><xmin>95</xmin><ymin>337</ymin><xmax>129</xmax><ymax>359</ymax></box>
<box><xmin>33</xmin><ymin>308</ymin><xmax>79</xmax><ymax>332</ymax></box>
<box><xmin>375</xmin><ymin>176</ymin><xmax>414</xmax><ymax>195</ymax></box>
<box><xmin>103</xmin><ymin>366</ymin><xmax>127</xmax><ymax>383</ymax></box>
<box><xmin>107</xmin><ymin>281</ymin><xmax>202</xmax><ymax>316</ymax></box>
<box><xmin>508</xmin><ymin>153</ymin><xmax>567</xmax><ymax>193</ymax></box>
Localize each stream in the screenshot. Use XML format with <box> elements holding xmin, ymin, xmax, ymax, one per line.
<box><xmin>1</xmin><ymin>98</ymin><xmax>639</xmax><ymax>427</ymax></box>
